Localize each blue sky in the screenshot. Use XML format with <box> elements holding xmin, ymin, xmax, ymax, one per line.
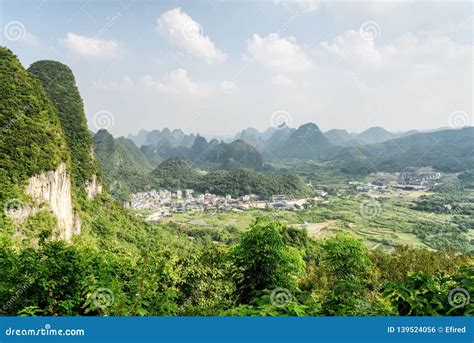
<box><xmin>1</xmin><ymin>0</ymin><xmax>472</xmax><ymax>137</ymax></box>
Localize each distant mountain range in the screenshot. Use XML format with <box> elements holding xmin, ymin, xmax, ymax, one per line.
<box><xmin>330</xmin><ymin>127</ymin><xmax>474</xmax><ymax>173</ymax></box>
<box><xmin>128</xmin><ymin>130</ymin><xmax>264</xmax><ymax>171</ymax></box>
<box><xmin>126</xmin><ymin>123</ymin><xmax>458</xmax><ymax>159</ymax></box>
<box><xmin>123</xmin><ymin>122</ymin><xmax>472</xmax><ymax>174</ymax></box>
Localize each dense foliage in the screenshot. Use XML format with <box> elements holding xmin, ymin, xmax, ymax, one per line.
<box><xmin>0</xmin><ymin>48</ymin><xmax>69</xmax><ymax>212</ymax></box>
<box><xmin>93</xmin><ymin>129</ymin><xmax>156</xmax><ymax>201</ymax></box>
<box><xmin>196</xmin><ymin>169</ymin><xmax>310</xmax><ymax>198</ymax></box>
<box><xmin>1</xmin><ymin>216</ymin><xmax>472</xmax><ymax>316</ymax></box>
<box><xmin>151</xmin><ymin>156</ymin><xmax>200</xmax><ymax>188</ymax></box>
<box><xmin>28</xmin><ymin>60</ymin><xmax>101</xmax><ymax>189</ymax></box>
<box><xmin>230</xmin><ymin>218</ymin><xmax>305</xmax><ymax>303</ymax></box>
<box><xmin>150</xmin><ymin>157</ymin><xmax>310</xmax><ymax>199</ymax></box>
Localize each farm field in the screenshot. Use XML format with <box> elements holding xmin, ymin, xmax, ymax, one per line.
<box><xmin>156</xmin><ymin>186</ymin><xmax>472</xmax><ymax>252</ymax></box>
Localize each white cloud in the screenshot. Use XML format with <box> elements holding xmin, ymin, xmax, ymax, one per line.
<box><xmin>20</xmin><ymin>32</ymin><xmax>42</xmax><ymax>47</ymax></box>
<box><xmin>274</xmin><ymin>0</ymin><xmax>320</xmax><ymax>13</ymax></box>
<box><xmin>94</xmin><ymin>69</ymin><xmax>237</xmax><ymax>97</ymax></box>
<box><xmin>271</xmin><ymin>74</ymin><xmax>296</xmax><ymax>87</ymax></box>
<box><xmin>316</xmin><ymin>30</ymin><xmax>383</xmax><ymax>67</ymax></box>
<box><xmin>93</xmin><ymin>77</ymin><xmax>134</xmax><ymax>91</ymax></box>
<box><xmin>156</xmin><ymin>8</ymin><xmax>227</xmax><ymax>64</ymax></box>
<box><xmin>220</xmin><ymin>81</ymin><xmax>238</xmax><ymax>93</ymax></box>
<box><xmin>307</xmin><ymin>28</ymin><xmax>472</xmax><ymax>132</ymax></box>
<box><xmin>315</xmin><ymin>29</ymin><xmax>472</xmax><ymax>71</ymax></box>
<box><xmin>247</xmin><ymin>33</ymin><xmax>312</xmax><ymax>72</ymax></box>
<box><xmin>60</xmin><ymin>32</ymin><xmax>120</xmax><ymax>59</ymax></box>
<box><xmin>141</xmin><ymin>68</ymin><xmax>211</xmax><ymax>96</ymax></box>
<box><xmin>297</xmin><ymin>0</ymin><xmax>319</xmax><ymax>12</ymax></box>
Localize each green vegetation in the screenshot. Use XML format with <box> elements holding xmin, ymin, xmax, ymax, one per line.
<box><xmin>330</xmin><ymin>128</ymin><xmax>474</xmax><ymax>173</ymax></box>
<box><xmin>197</xmin><ymin>169</ymin><xmax>310</xmax><ymax>198</ymax></box>
<box><xmin>28</xmin><ymin>60</ymin><xmax>101</xmax><ymax>189</ymax></box>
<box><xmin>0</xmin><ymin>47</ymin><xmax>69</xmax><ymax>210</ymax></box>
<box><xmin>191</xmin><ymin>138</ymin><xmax>264</xmax><ymax>170</ymax></box>
<box><xmin>150</xmin><ymin>157</ymin><xmax>310</xmax><ymax>199</ymax></box>
<box><xmin>230</xmin><ymin>218</ymin><xmax>305</xmax><ymax>303</ymax></box>
<box><xmin>269</xmin><ymin>123</ymin><xmax>334</xmax><ymax>159</ymax></box>
<box><xmin>2</xmin><ymin>216</ymin><xmax>472</xmax><ymax>316</ymax></box>
<box><xmin>93</xmin><ymin>129</ymin><xmax>156</xmax><ymax>201</ymax></box>
<box><xmin>151</xmin><ymin>156</ymin><xmax>199</xmax><ymax>189</ymax></box>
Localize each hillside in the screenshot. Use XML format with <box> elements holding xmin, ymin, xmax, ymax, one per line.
<box><xmin>330</xmin><ymin>128</ymin><xmax>474</xmax><ymax>173</ymax></box>
<box><xmin>127</xmin><ymin>129</ymin><xmax>150</xmax><ymax>147</ymax></box>
<box><xmin>1</xmin><ymin>45</ymin><xmax>472</xmax><ymax>319</ymax></box>
<box><xmin>151</xmin><ymin>156</ymin><xmax>200</xmax><ymax>189</ymax></box>
<box><xmin>149</xmin><ymin>157</ymin><xmax>308</xmax><ymax>198</ymax></box>
<box><xmin>274</xmin><ymin>123</ymin><xmax>334</xmax><ymax>159</ymax></box>
<box><xmin>28</xmin><ymin>60</ymin><xmax>102</xmax><ymax>193</ymax></box>
<box><xmin>189</xmin><ymin>134</ymin><xmax>209</xmax><ymax>163</ymax></box>
<box><xmin>357</xmin><ymin>127</ymin><xmax>395</xmax><ymax>145</ymax></box>
<box><xmin>93</xmin><ymin>130</ymin><xmax>155</xmax><ymax>200</ymax></box>
<box><xmin>0</xmin><ymin>47</ymin><xmax>69</xmax><ymax>206</ymax></box>
<box><xmin>0</xmin><ymin>48</ymin><xmax>157</xmax><ymax>250</ymax></box>
<box><xmin>233</xmin><ymin>127</ymin><xmax>262</xmax><ymax>146</ymax></box>
<box><xmin>199</xmin><ymin>139</ymin><xmax>264</xmax><ymax>170</ymax></box>
<box><xmin>140</xmin><ymin>144</ymin><xmax>163</xmax><ymax>167</ymax></box>
<box><xmin>196</xmin><ymin>169</ymin><xmax>310</xmax><ymax>198</ymax></box>
<box><xmin>324</xmin><ymin>129</ymin><xmax>356</xmax><ymax>146</ymax></box>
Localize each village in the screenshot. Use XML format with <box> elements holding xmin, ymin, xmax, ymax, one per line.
<box><xmin>127</xmin><ymin>171</ymin><xmax>442</xmax><ymax>222</ymax></box>
<box><xmin>127</xmin><ymin>188</ymin><xmax>329</xmax><ymax>222</ymax></box>
<box><xmin>348</xmin><ymin>171</ymin><xmax>442</xmax><ymax>193</ymax></box>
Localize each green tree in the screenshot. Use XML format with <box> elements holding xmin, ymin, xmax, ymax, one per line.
<box><xmin>321</xmin><ymin>233</ymin><xmax>371</xmax><ymax>282</ymax></box>
<box><xmin>230</xmin><ymin>217</ymin><xmax>305</xmax><ymax>304</ymax></box>
<box><xmin>319</xmin><ymin>234</ymin><xmax>382</xmax><ymax>315</ymax></box>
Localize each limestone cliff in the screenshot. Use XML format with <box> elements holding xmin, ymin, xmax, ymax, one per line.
<box><xmin>85</xmin><ymin>174</ymin><xmax>103</xmax><ymax>200</ymax></box>
<box><xmin>8</xmin><ymin>163</ymin><xmax>81</xmax><ymax>241</ymax></box>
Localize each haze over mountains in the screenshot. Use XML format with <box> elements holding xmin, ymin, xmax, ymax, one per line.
<box><xmin>128</xmin><ymin>124</ymin><xmax>457</xmax><ymax>156</ymax></box>
<box><xmin>82</xmin><ymin>119</ymin><xmax>469</xmax><ymax>201</ymax></box>
<box><xmin>125</xmin><ymin>122</ymin><xmax>472</xmax><ymax>166</ymax></box>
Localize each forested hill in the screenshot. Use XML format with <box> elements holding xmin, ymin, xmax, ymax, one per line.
<box><xmin>28</xmin><ymin>60</ymin><xmax>102</xmax><ymax>189</ymax></box>
<box><xmin>0</xmin><ymin>48</ymin><xmax>69</xmax><ymax>204</ymax></box>
<box><xmin>1</xmin><ymin>47</ymin><xmax>161</xmax><ymax>252</ymax></box>
<box><xmin>156</xmin><ymin>137</ymin><xmax>265</xmax><ymax>171</ymax></box>
<box><xmin>150</xmin><ymin>157</ymin><xmax>310</xmax><ymax>199</ymax></box>
<box><xmin>93</xmin><ymin>129</ymin><xmax>156</xmax><ymax>201</ymax></box>
<box><xmin>258</xmin><ymin>123</ymin><xmax>335</xmax><ymax>160</ymax></box>
<box><xmin>329</xmin><ymin>127</ymin><xmax>474</xmax><ymax>173</ymax></box>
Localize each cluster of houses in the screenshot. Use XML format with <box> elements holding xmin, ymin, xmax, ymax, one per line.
<box><xmin>127</xmin><ymin>188</ymin><xmax>329</xmax><ymax>222</ymax></box>
<box><xmin>393</xmin><ymin>171</ymin><xmax>442</xmax><ymax>190</ymax></box>
<box><xmin>350</xmin><ymin>171</ymin><xmax>442</xmax><ymax>193</ymax></box>
<box><xmin>348</xmin><ymin>180</ymin><xmax>387</xmax><ymax>193</ymax></box>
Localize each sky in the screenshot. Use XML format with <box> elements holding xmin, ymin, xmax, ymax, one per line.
<box><xmin>1</xmin><ymin>0</ymin><xmax>472</xmax><ymax>137</ymax></box>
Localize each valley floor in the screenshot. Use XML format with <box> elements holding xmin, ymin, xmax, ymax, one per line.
<box><xmin>145</xmin><ymin>182</ymin><xmax>473</xmax><ymax>253</ymax></box>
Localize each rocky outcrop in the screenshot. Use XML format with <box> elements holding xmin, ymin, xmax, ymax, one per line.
<box><xmin>85</xmin><ymin>174</ymin><xmax>103</xmax><ymax>200</ymax></box>
<box><xmin>8</xmin><ymin>162</ymin><xmax>81</xmax><ymax>241</ymax></box>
